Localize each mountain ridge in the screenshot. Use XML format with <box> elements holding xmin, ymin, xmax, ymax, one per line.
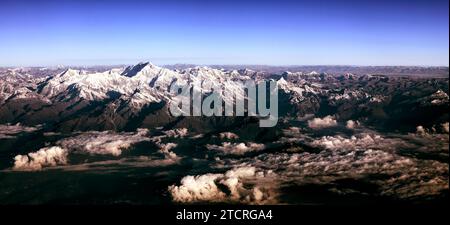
<box><xmin>0</xmin><ymin>62</ymin><xmax>448</xmax><ymax>133</ymax></box>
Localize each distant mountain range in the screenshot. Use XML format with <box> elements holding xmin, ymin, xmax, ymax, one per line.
<box><xmin>0</xmin><ymin>62</ymin><xmax>448</xmax><ymax>133</ymax></box>
<box><xmin>166</xmin><ymin>65</ymin><xmax>449</xmax><ymax>77</ymax></box>
<box><xmin>2</xmin><ymin>64</ymin><xmax>448</xmax><ymax>78</ymax></box>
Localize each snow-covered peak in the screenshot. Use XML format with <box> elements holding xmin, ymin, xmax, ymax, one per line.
<box><xmin>121</xmin><ymin>62</ymin><xmax>154</xmax><ymax>77</ymax></box>
<box><xmin>58</xmin><ymin>68</ymin><xmax>82</xmax><ymax>78</ymax></box>
<box><xmin>277</xmin><ymin>77</ymin><xmax>288</xmax><ymax>87</ymax></box>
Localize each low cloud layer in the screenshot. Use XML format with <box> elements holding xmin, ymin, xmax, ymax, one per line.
<box><xmin>181</xmin><ymin>131</ymin><xmax>449</xmax><ymax>204</ymax></box>
<box><xmin>311</xmin><ymin>133</ymin><xmax>383</xmax><ymax>150</ymax></box>
<box><xmin>209</xmin><ymin>152</ymin><xmax>447</xmax><ymax>203</ymax></box>
<box><xmin>57</xmin><ymin>129</ymin><xmax>150</xmax><ymax>156</ymax></box>
<box><xmin>10</xmin><ymin>128</ymin><xmax>190</xmax><ymax>171</ymax></box>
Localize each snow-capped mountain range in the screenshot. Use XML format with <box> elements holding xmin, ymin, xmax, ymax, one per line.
<box><xmin>0</xmin><ymin>62</ymin><xmax>448</xmax><ymax>132</ymax></box>
<box><xmin>6</xmin><ymin>62</ymin><xmax>263</xmax><ymax>107</ymax></box>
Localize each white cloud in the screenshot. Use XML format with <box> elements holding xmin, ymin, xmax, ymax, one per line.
<box><xmin>157</xmin><ymin>142</ymin><xmax>180</xmax><ymax>161</ymax></box>
<box><xmin>168</xmin><ymin>166</ymin><xmax>276</xmax><ymax>204</ymax></box>
<box><xmin>13</xmin><ymin>146</ymin><xmax>68</xmax><ymax>171</ymax></box>
<box><xmin>346</xmin><ymin>120</ymin><xmax>359</xmax><ymax>129</ymax></box>
<box><xmin>416</xmin><ymin>125</ymin><xmax>428</xmax><ymax>135</ymax></box>
<box><xmin>206</xmin><ymin>142</ymin><xmax>265</xmax><ymax>155</ymax></box>
<box><xmin>169</xmin><ymin>173</ymin><xmax>225</xmax><ymax>202</ymax></box>
<box><xmin>307</xmin><ymin>116</ymin><xmax>337</xmax><ymax>129</ymax></box>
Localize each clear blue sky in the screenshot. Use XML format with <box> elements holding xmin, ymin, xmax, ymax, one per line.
<box><xmin>0</xmin><ymin>0</ymin><xmax>448</xmax><ymax>66</ymax></box>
